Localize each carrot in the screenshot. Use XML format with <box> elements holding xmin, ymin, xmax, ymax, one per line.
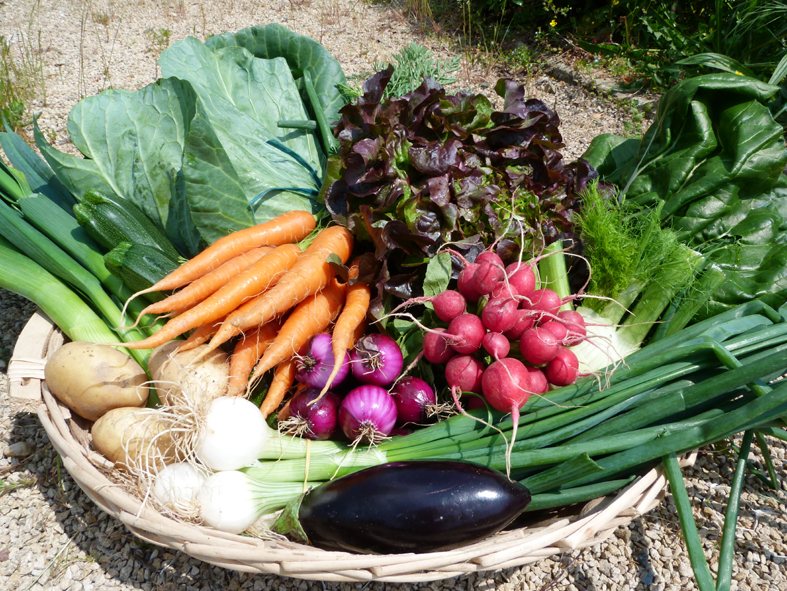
<box><xmin>248</xmin><ymin>278</ymin><xmax>347</xmax><ymax>401</ymax></box>
<box><xmin>175</xmin><ymin>316</ymin><xmax>226</xmax><ymax>352</ymax></box>
<box><xmin>128</xmin><ymin>247</ymin><xmax>273</xmax><ymax>324</ymax></box>
<box><xmin>230</xmin><ymin>225</ymin><xmax>353</xmax><ymax>334</ymax></box>
<box><xmin>262</xmin><ymin>358</ymin><xmax>298</xmax><ymax>419</ymax></box>
<box><xmin>117</xmin><ymin>244</ymin><xmax>301</xmax><ymax>350</ymax></box>
<box><xmin>201</xmin><ymin>292</ymin><xmax>269</xmax><ymax>357</ymax></box>
<box><xmin>227</xmin><ymin>320</ymin><xmax>282</xmax><ymax>397</ymax></box>
<box><xmin>127</xmin><ymin>210</ymin><xmax>315</xmax><ymax>301</ymax></box>
<box><xmin>320</xmin><ymin>259</ymin><xmax>371</xmax><ymax>397</ymax></box>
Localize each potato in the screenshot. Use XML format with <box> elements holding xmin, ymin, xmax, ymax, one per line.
<box><xmin>91</xmin><ymin>406</ymin><xmax>176</xmax><ymax>469</ymax></box>
<box><xmin>44</xmin><ymin>342</ymin><xmax>149</xmax><ymax>422</ymax></box>
<box><xmin>148</xmin><ymin>341</ymin><xmax>230</xmax><ymax>406</ymax></box>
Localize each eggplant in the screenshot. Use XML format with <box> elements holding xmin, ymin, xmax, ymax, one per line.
<box><xmin>272</xmin><ymin>460</ymin><xmax>531</xmax><ymax>554</ymax></box>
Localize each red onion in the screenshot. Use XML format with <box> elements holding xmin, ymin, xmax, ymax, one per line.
<box><xmin>390</xmin><ymin>377</ymin><xmax>436</xmax><ymax>424</ymax></box>
<box><xmin>338</xmin><ymin>385</ymin><xmax>397</xmax><ymax>444</ymax></box>
<box><xmin>295</xmin><ymin>333</ymin><xmax>350</xmax><ymax>389</ymax></box>
<box><xmin>350</xmin><ymin>334</ymin><xmax>403</xmax><ymax>386</ymax></box>
<box><xmin>284</xmin><ymin>388</ymin><xmax>340</xmax><ymax>441</ymax></box>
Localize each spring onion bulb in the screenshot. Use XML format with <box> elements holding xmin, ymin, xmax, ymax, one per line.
<box><xmin>152</xmin><ymin>462</ymin><xmax>207</xmax><ymax>517</ymax></box>
<box><xmin>195</xmin><ymin>397</ymin><xmax>269</xmax><ymax>471</ymax></box>
<box><xmin>197</xmin><ymin>470</ymin><xmax>307</xmax><ymax>534</ymax></box>
<box><xmin>193</xmin><ymin>397</ymin><xmax>346</xmax><ymax>471</ymax></box>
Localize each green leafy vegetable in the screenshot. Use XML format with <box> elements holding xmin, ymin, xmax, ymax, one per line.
<box><xmin>33</xmin><ymin>27</ymin><xmax>349</xmax><ymax>256</ymax></box>
<box><xmin>423</xmin><ymin>252</ymin><xmax>452</xmax><ymax>298</ymax></box>
<box><xmin>323</xmin><ymin>71</ymin><xmax>596</xmax><ymax>315</ymax></box>
<box><xmin>584</xmin><ymin>73</ymin><xmax>787</xmax><ymax>319</ymax></box>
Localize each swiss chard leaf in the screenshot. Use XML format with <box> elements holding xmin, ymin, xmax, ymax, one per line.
<box><xmin>583</xmin><ymin>72</ymin><xmax>787</xmax><ymax>319</ymax></box>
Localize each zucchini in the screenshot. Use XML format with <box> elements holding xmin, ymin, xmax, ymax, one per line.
<box><xmin>104</xmin><ymin>242</ymin><xmax>179</xmax><ymax>298</ymax></box>
<box><xmin>74</xmin><ymin>189</ymin><xmax>181</xmax><ymax>261</ymax></box>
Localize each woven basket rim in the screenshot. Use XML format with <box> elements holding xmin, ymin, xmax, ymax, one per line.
<box><xmin>9</xmin><ymin>310</ymin><xmax>695</xmax><ymax>583</ymax></box>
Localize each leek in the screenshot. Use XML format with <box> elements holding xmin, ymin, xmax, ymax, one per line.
<box><xmin>0</xmin><ymin>236</ymin><xmax>127</xmax><ymax>345</ymax></box>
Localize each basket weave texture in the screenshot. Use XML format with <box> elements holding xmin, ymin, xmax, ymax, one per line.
<box><xmin>9</xmin><ymin>310</ymin><xmax>696</xmax><ymax>583</ymax></box>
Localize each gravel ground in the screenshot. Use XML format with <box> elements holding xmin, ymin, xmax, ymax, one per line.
<box><xmin>1</xmin><ymin>1</ymin><xmax>786</xmax><ymax>590</ymax></box>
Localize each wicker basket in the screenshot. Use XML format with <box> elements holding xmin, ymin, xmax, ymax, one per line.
<box><xmin>9</xmin><ymin>310</ymin><xmax>696</xmax><ymax>583</ymax></box>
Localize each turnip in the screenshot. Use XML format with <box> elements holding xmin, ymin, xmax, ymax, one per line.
<box><xmin>482</xmin><ymin>332</ymin><xmax>510</xmax><ymax>359</ymax></box>
<box><xmin>472</xmin><ymin>262</ymin><xmax>504</xmax><ymax>295</ymax></box>
<box><xmin>445</xmin><ymin>355</ymin><xmax>485</xmax><ymax>394</ymax></box>
<box><xmin>519</xmin><ymin>327</ymin><xmax>561</xmax><ymax>366</ymax></box>
<box><xmin>447</xmin><ymin>313</ymin><xmax>486</xmax><ymax>354</ymax></box>
<box><xmin>423</xmin><ymin>328</ymin><xmax>457</xmax><ymax>364</ymax></box>
<box><xmin>481</xmin><ymin>297</ymin><xmax>519</xmax><ymax>333</ymax></box>
<box><xmin>545</xmin><ymin>348</ymin><xmax>579</xmax><ymax>387</ymax></box>
<box><xmin>457</xmin><ymin>263</ymin><xmax>482</xmax><ymax>302</ymax></box>
<box><xmin>523</xmin><ymin>288</ymin><xmax>562</xmax><ymax>321</ymax></box>
<box><xmin>148</xmin><ymin>341</ymin><xmax>230</xmax><ymax>406</ymax></box>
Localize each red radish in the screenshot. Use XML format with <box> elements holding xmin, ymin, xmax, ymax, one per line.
<box><xmin>504</xmin><ymin>309</ymin><xmax>535</xmax><ymax>340</ymax></box>
<box><xmin>520</xmin><ymin>327</ymin><xmax>561</xmax><ymax>365</ymax></box>
<box><xmin>480</xmin><ymin>357</ymin><xmax>533</xmax><ymax>474</ymax></box>
<box><xmin>447</xmin><ymin>313</ymin><xmax>486</xmax><ymax>354</ymax></box>
<box><xmin>481</xmin><ymin>358</ymin><xmax>532</xmax><ymax>413</ymax></box>
<box><xmin>541</xmin><ymin>320</ymin><xmax>569</xmax><ymax>343</ymax></box>
<box><xmin>431</xmin><ymin>290</ymin><xmax>466</xmax><ymax>323</ymax></box>
<box><xmin>423</xmin><ymin>328</ymin><xmax>456</xmax><ymax>364</ymax></box>
<box><xmin>545</xmin><ymin>348</ymin><xmax>579</xmax><ymax>386</ymax></box>
<box><xmin>461</xmin><ymin>394</ymin><xmax>487</xmax><ymax>410</ymax></box>
<box><xmin>523</xmin><ymin>288</ymin><xmax>562</xmax><ymax>321</ymax></box>
<box><xmin>476</xmin><ymin>251</ymin><xmax>504</xmax><ymax>267</ymax></box>
<box><xmin>481</xmin><ymin>297</ymin><xmax>519</xmax><ymax>333</ymax></box>
<box><xmin>558</xmin><ymin>309</ymin><xmax>587</xmax><ymax>345</ymax></box>
<box><xmin>506</xmin><ymin>262</ymin><xmax>536</xmax><ymax>298</ymax></box>
<box><xmin>526</xmin><ymin>366</ymin><xmax>549</xmax><ymax>394</ymax></box>
<box><xmin>472</xmin><ymin>262</ymin><xmax>504</xmax><ymax>295</ymax></box>
<box><xmin>445</xmin><ymin>355</ymin><xmax>485</xmax><ymax>394</ymax></box>
<box><xmin>482</xmin><ymin>332</ymin><xmax>510</xmax><ymax>359</ymax></box>
<box><xmin>492</xmin><ymin>281</ymin><xmax>520</xmax><ymax>299</ymax></box>
<box><xmin>457</xmin><ymin>263</ymin><xmax>482</xmax><ymax>303</ymax></box>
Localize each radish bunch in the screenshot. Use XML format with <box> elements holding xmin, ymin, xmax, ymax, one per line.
<box><xmin>423</xmin><ymin>251</ymin><xmax>587</xmax><ymax>415</ymax></box>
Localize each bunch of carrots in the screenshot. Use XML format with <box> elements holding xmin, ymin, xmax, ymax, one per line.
<box><xmin>117</xmin><ymin>210</ymin><xmax>371</xmax><ymax>417</ymax></box>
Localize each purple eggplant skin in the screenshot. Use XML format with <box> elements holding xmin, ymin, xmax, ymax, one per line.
<box><xmin>298</xmin><ymin>460</ymin><xmax>532</xmax><ymax>554</ymax></box>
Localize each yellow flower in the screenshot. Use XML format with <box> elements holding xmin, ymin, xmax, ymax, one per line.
<box><xmin>735</xmin><ymin>70</ymin><xmax>744</xmax><ymax>75</ymax></box>
<box><xmin>550</xmin><ymin>19</ymin><xmax>558</xmax><ymax>27</ymax></box>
